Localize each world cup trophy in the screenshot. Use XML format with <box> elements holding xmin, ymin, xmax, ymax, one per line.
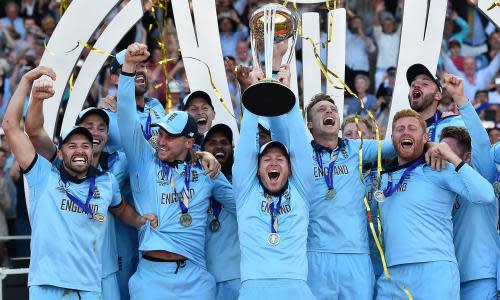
<box><xmin>241</xmin><ymin>3</ymin><xmax>299</xmax><ymax>116</ymax></box>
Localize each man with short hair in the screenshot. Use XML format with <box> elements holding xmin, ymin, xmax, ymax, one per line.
<box><xmin>2</xmin><ymin>66</ymin><xmax>157</xmax><ymax>300</ymax></box>
<box><xmin>438</xmin><ymin>127</ymin><xmax>499</xmax><ymax>300</ymax></box>
<box><xmin>341</xmin><ymin>115</ymin><xmax>374</xmax><ymax>140</ymax></box>
<box><xmin>435</xmin><ymin>73</ymin><xmax>498</xmax><ymax>300</ymax></box>
<box><xmin>100</xmin><ymin>48</ymin><xmax>166</xmax><ymax>153</ymax></box>
<box><xmin>25</xmin><ymin>100</ymin><xmax>131</xmax><ymax>300</ymax></box>
<box><xmin>406</xmin><ymin>63</ymin><xmax>465</xmax><ymax>141</ymax></box>
<box><xmin>233</xmin><ymin>64</ymin><xmax>315</xmax><ymax>299</ymax></box>
<box><xmin>202</xmin><ymin>124</ymin><xmax>241</xmax><ymax>299</ymax></box>
<box><xmin>375</xmin><ymin>109</ymin><xmax>495</xmax><ymax>299</ymax></box>
<box><xmin>305</xmin><ymin>93</ymin><xmax>395</xmax><ymax>300</ymax></box>
<box><xmin>183</xmin><ymin>90</ymin><xmax>216</xmax><ymax>136</ymax></box>
<box><xmin>117</xmin><ymin>43</ymin><xmax>234</xmax><ymax>299</ymax></box>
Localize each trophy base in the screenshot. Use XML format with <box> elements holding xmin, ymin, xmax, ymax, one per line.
<box><xmin>242</xmin><ymin>79</ymin><xmax>296</xmax><ymax>117</ymax></box>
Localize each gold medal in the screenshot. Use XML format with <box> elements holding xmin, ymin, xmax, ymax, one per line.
<box><xmin>494</xmin><ymin>182</ymin><xmax>500</xmax><ymax>196</ymax></box>
<box><xmin>373</xmin><ymin>190</ymin><xmax>385</xmax><ymax>203</ymax></box>
<box><xmin>148</xmin><ymin>135</ymin><xmax>158</xmax><ymax>149</ymax></box>
<box><xmin>267</xmin><ymin>233</ymin><xmax>280</xmax><ymax>246</ymax></box>
<box><xmin>179</xmin><ymin>213</ymin><xmax>192</xmax><ymax>227</ymax></box>
<box><xmin>325</xmin><ymin>189</ymin><xmax>336</xmax><ymax>200</ymax></box>
<box><xmin>93</xmin><ymin>212</ymin><xmax>105</xmax><ymax>222</ymax></box>
<box><xmin>209</xmin><ymin>219</ymin><xmax>221</xmax><ymax>232</ymax></box>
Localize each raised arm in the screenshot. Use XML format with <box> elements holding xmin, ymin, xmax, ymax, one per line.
<box><xmin>25</xmin><ymin>75</ymin><xmax>58</xmax><ymax>161</ymax></box>
<box><xmin>444</xmin><ymin>73</ymin><xmax>496</xmax><ymax>182</ymax></box>
<box><xmin>232</xmin><ymin>108</ymin><xmax>259</xmax><ymax>194</ymax></box>
<box><xmin>2</xmin><ymin>67</ymin><xmax>56</xmax><ymax>170</ymax></box>
<box><xmin>477</xmin><ymin>54</ymin><xmax>500</xmax><ymax>88</ymax></box>
<box><xmin>268</xmin><ymin>64</ymin><xmax>313</xmax><ymax>193</ymax></box>
<box><xmin>117</xmin><ymin>43</ymin><xmax>152</xmax><ymax>172</ymax></box>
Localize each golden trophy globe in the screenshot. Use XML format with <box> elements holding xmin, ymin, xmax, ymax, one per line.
<box><xmin>242</xmin><ymin>3</ymin><xmax>299</xmax><ymax>116</ymax></box>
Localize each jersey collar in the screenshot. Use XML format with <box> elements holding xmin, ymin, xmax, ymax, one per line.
<box><xmin>58</xmin><ymin>164</ymin><xmax>100</xmax><ymax>184</ymax></box>
<box><xmin>311</xmin><ymin>137</ymin><xmax>345</xmax><ymax>153</ymax></box>
<box><xmin>382</xmin><ymin>154</ymin><xmax>425</xmax><ymax>174</ymax></box>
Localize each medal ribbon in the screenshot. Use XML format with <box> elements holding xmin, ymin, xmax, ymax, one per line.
<box><xmin>268</xmin><ymin>195</ymin><xmax>283</xmax><ymax>234</ymax></box>
<box><xmin>107</xmin><ymin>152</ymin><xmax>118</xmax><ymax>169</ymax></box>
<box><xmin>210</xmin><ymin>198</ymin><xmax>222</xmax><ymax>221</ymax></box>
<box><xmin>164</xmin><ymin>163</ymin><xmax>192</xmax><ymax>215</ymax></box>
<box><xmin>383</xmin><ymin>157</ymin><xmax>424</xmax><ymax>197</ymax></box>
<box><xmin>142</xmin><ymin>110</ymin><xmax>152</xmax><ymax>140</ymax></box>
<box><xmin>63</xmin><ymin>177</ymin><xmax>96</xmax><ymax>219</ymax></box>
<box><xmin>315</xmin><ymin>149</ymin><xmax>339</xmax><ymax>191</ymax></box>
<box><xmin>429</xmin><ymin>112</ymin><xmax>441</xmax><ymax>142</ymax></box>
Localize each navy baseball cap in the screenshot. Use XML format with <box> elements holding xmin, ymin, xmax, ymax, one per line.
<box><xmin>406</xmin><ymin>63</ymin><xmax>443</xmax><ymax>93</ymax></box>
<box><xmin>76</xmin><ymin>107</ymin><xmax>109</xmax><ymax>126</ymax></box>
<box><xmin>259</xmin><ymin>140</ymin><xmax>290</xmax><ymax>161</ymax></box>
<box><xmin>155</xmin><ymin>111</ymin><xmax>198</xmax><ymax>138</ymax></box>
<box><xmin>109</xmin><ymin>49</ymin><xmax>126</xmax><ymax>74</ymax></box>
<box><xmin>183</xmin><ymin>90</ymin><xmax>214</xmax><ymax>110</ymax></box>
<box><xmin>59</xmin><ymin>126</ymin><xmax>93</xmax><ymax>148</ymax></box>
<box><xmin>202</xmin><ymin>124</ymin><xmax>233</xmax><ymax>148</ymax></box>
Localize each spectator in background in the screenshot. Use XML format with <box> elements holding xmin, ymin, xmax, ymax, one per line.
<box><xmin>477</xmin><ymin>31</ymin><xmax>500</xmax><ymax>69</ymax></box>
<box><xmin>373</xmin><ymin>1</ymin><xmax>400</xmax><ymax>89</ymax></box>
<box><xmin>341</xmin><ymin>115</ymin><xmax>374</xmax><ymax>140</ymax></box>
<box><xmin>0</xmin><ymin>22</ymin><xmax>16</xmax><ymax>59</ymax></box>
<box><xmin>487</xmin><ymin>127</ymin><xmax>500</xmax><ymax>144</ymax></box>
<box><xmin>447</xmin><ymin>40</ymin><xmax>465</xmax><ymax>71</ymax></box>
<box><xmin>235</xmin><ymin>40</ymin><xmax>252</xmax><ymax>67</ymax></box>
<box><xmin>0</xmin><ymin>148</ymin><xmax>12</xmax><ymax>266</ymax></box>
<box><xmin>0</xmin><ymin>2</ymin><xmax>25</xmax><ymax>40</ymax></box>
<box><xmin>344</xmin><ymin>74</ymin><xmax>377</xmax><ymax>117</ymax></box>
<box><xmin>19</xmin><ymin>0</ymin><xmax>52</xmax><ymax>25</ymax></box>
<box><xmin>441</xmin><ymin>10</ymin><xmax>470</xmax><ymax>53</ymax></box>
<box><xmin>218</xmin><ymin>9</ymin><xmax>248</xmax><ymax>58</ymax></box>
<box><xmin>488</xmin><ymin>74</ymin><xmax>500</xmax><ymax>104</ymax></box>
<box><xmin>455</xmin><ymin>0</ymin><xmax>489</xmax><ymax>47</ymax></box>
<box><xmin>442</xmin><ymin>52</ymin><xmax>500</xmax><ymax>100</ymax></box>
<box><xmin>40</xmin><ymin>14</ymin><xmax>55</xmax><ymax>38</ymax></box>
<box><xmin>345</xmin><ymin>15</ymin><xmax>376</xmax><ymax>92</ymax></box>
<box><xmin>473</xmin><ymin>89</ymin><xmax>489</xmax><ymax>112</ymax></box>
<box><xmin>224</xmin><ymin>56</ymin><xmax>241</xmax><ymax>122</ymax></box>
<box><xmin>167</xmin><ymin>80</ymin><xmax>183</xmax><ymax>111</ymax></box>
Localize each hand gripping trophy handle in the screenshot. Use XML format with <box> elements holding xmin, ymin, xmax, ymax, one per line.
<box><xmin>242</xmin><ymin>4</ymin><xmax>299</xmax><ymax>117</ymax></box>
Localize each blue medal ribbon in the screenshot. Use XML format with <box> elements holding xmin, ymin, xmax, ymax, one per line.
<box><xmin>142</xmin><ymin>111</ymin><xmax>152</xmax><ymax>140</ymax></box>
<box><xmin>210</xmin><ymin>198</ymin><xmax>222</xmax><ymax>221</ymax></box>
<box><xmin>107</xmin><ymin>152</ymin><xmax>118</xmax><ymax>168</ymax></box>
<box><xmin>63</xmin><ymin>177</ymin><xmax>96</xmax><ymax>219</ymax></box>
<box><xmin>268</xmin><ymin>195</ymin><xmax>283</xmax><ymax>234</ymax></box>
<box><xmin>315</xmin><ymin>149</ymin><xmax>339</xmax><ymax>191</ymax></box>
<box><xmin>164</xmin><ymin>163</ymin><xmax>192</xmax><ymax>214</ymax></box>
<box><xmin>429</xmin><ymin>112</ymin><xmax>441</xmax><ymax>142</ymax></box>
<box><xmin>383</xmin><ymin>157</ymin><xmax>424</xmax><ymax>197</ymax></box>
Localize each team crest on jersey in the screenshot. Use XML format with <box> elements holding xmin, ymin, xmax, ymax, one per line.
<box><xmin>341</xmin><ymin>147</ymin><xmax>348</xmax><ymax>159</ymax></box>
<box><xmin>93</xmin><ymin>186</ymin><xmax>101</xmax><ymax>199</ymax></box>
<box><xmin>156</xmin><ymin>169</ymin><xmax>169</xmax><ymax>186</ymax></box>
<box><xmin>191</xmin><ymin>170</ymin><xmax>199</xmax><ymax>182</ymax></box>
<box><xmin>57</xmin><ymin>180</ymin><xmax>70</xmax><ymax>193</ymax></box>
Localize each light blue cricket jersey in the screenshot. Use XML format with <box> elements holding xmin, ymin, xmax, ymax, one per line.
<box><xmin>452</xmin><ymin>101</ymin><xmax>499</xmax><ymax>282</ymax></box>
<box><xmin>379</xmin><ymin>158</ymin><xmax>495</xmax><ymax>268</ymax></box>
<box><xmin>307</xmin><ymin>139</ymin><xmax>395</xmax><ymax>254</ymax></box>
<box><xmin>205</xmin><ymin>198</ymin><xmax>241</xmax><ymax>283</ymax></box>
<box><xmin>53</xmin><ymin>151</ymin><xmax>130</xmax><ymax>278</ymax></box>
<box><xmin>364</xmin><ymin>166</ymin><xmax>384</xmax><ymax>276</ymax></box>
<box><xmin>25</xmin><ymin>155</ymin><xmax>121</xmax><ymax>292</ymax></box>
<box><xmin>95</xmin><ymin>151</ymin><xmax>130</xmax><ymax>278</ymax></box>
<box><xmin>425</xmin><ymin>111</ymin><xmax>465</xmax><ymax>142</ymax></box>
<box><xmin>233</xmin><ymin>102</ymin><xmax>314</xmax><ymax>281</ymax></box>
<box><xmin>493</xmin><ymin>142</ymin><xmax>500</xmax><ymax>164</ymax></box>
<box><xmin>117</xmin><ymin>74</ymin><xmax>234</xmax><ymax>268</ymax></box>
<box><xmin>105</xmin><ymin>97</ymin><xmax>165</xmax><ymax>153</ymax></box>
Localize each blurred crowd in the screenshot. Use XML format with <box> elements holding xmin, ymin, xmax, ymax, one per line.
<box><xmin>0</xmin><ymin>0</ymin><xmax>496</xmax><ymax>265</ymax></box>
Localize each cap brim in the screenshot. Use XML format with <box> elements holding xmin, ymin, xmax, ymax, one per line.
<box><xmin>259</xmin><ymin>141</ymin><xmax>290</xmax><ymax>159</ymax></box>
<box><xmin>60</xmin><ymin>127</ymin><xmax>93</xmax><ymax>147</ymax></box>
<box><xmin>77</xmin><ymin>108</ymin><xmax>110</xmax><ymax>126</ymax></box>
<box><xmin>406</xmin><ymin>63</ymin><xmax>442</xmax><ymax>93</ymax></box>
<box><xmin>183</xmin><ymin>90</ymin><xmax>214</xmax><ymax>110</ymax></box>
